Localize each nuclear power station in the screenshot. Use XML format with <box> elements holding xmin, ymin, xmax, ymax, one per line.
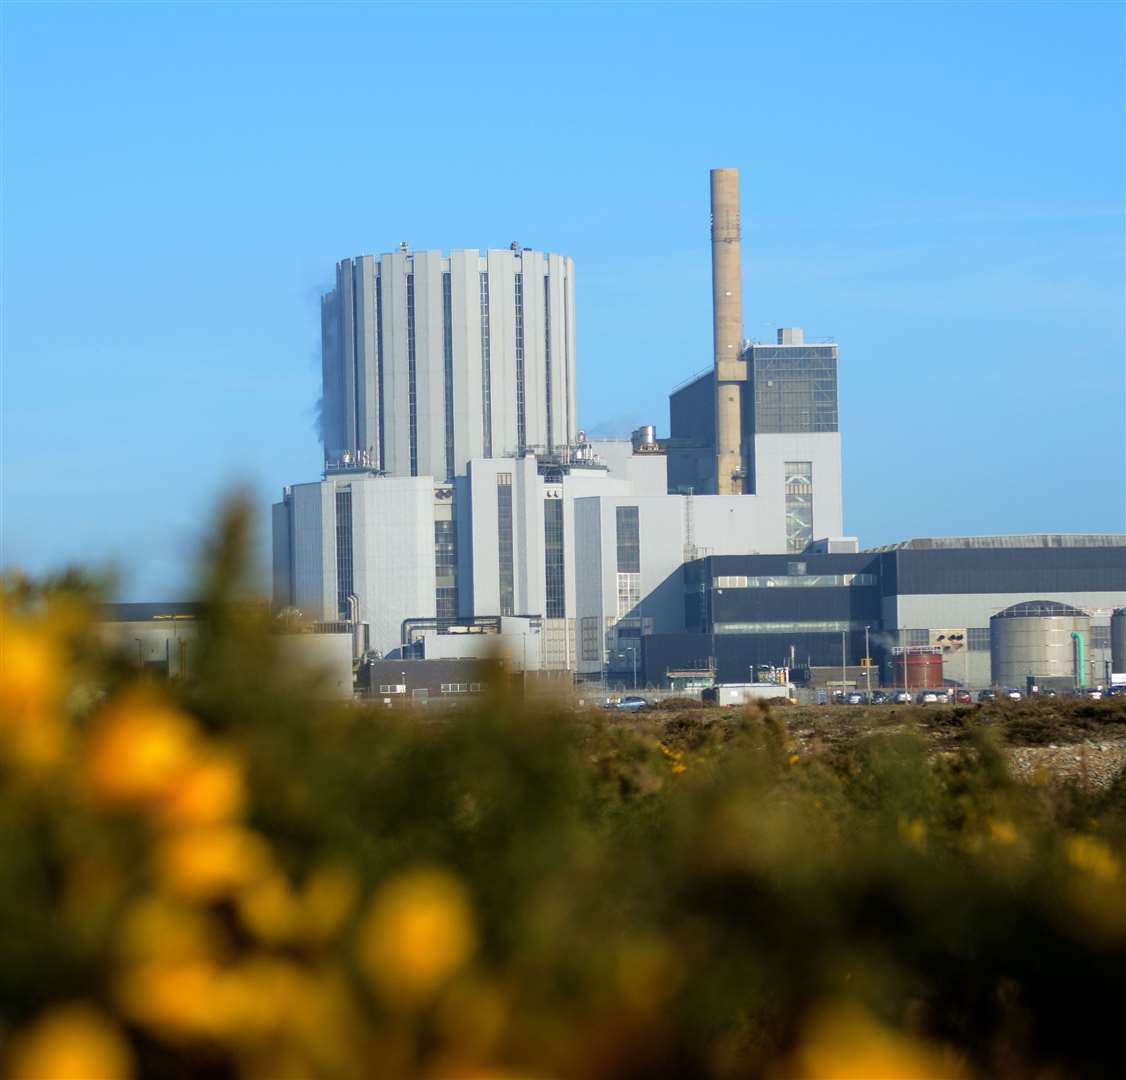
<box><xmin>272</xmin><ymin>168</ymin><xmax>1125</xmax><ymax>695</ymax></box>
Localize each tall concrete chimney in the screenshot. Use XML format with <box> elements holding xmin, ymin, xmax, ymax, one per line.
<box><xmin>710</xmin><ymin>167</ymin><xmax>746</xmax><ymax>495</ymax></box>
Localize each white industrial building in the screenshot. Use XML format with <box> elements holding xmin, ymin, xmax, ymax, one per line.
<box><xmin>272</xmin><ymin>434</ymin><xmax>845</xmax><ymax>671</ymax></box>
<box><xmin>274</xmin><ymin>171</ymin><xmax>850</xmax><ymax>676</ymax></box>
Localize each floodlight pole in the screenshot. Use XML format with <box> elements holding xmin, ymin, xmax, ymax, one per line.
<box><xmin>865</xmin><ymin>625</ymin><xmax>872</xmax><ymax>699</ymax></box>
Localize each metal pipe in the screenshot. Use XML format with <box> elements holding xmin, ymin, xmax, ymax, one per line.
<box><xmin>710</xmin><ymin>168</ymin><xmax>746</xmax><ymax>495</ymax></box>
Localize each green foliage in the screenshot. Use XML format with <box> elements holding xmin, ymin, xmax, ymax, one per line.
<box><xmin>2</xmin><ymin>499</ymin><xmax>1125</xmax><ymax>1078</ymax></box>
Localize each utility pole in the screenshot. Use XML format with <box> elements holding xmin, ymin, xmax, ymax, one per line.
<box><xmin>864</xmin><ymin>625</ymin><xmax>872</xmax><ymax>700</ymax></box>
<box><xmin>840</xmin><ymin>629</ymin><xmax>847</xmax><ymax>701</ymax></box>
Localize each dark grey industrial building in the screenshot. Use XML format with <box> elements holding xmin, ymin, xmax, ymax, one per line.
<box><xmin>642</xmin><ymin>535</ymin><xmax>1126</xmax><ymax>689</ymax></box>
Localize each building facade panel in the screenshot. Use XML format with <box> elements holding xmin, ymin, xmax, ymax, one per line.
<box><xmin>379</xmin><ymin>252</ymin><xmax>412</xmax><ymax>476</ymax></box>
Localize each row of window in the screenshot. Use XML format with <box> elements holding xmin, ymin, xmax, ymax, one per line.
<box><xmin>544</xmin><ymin>498</ymin><xmax>565</xmax><ymax>618</ymax></box>
<box><xmin>442</xmin><ymin>273</ymin><xmax>455</xmax><ymax>482</ymax></box>
<box><xmin>514</xmin><ymin>273</ymin><xmax>526</xmax><ymax>451</ymax></box>
<box><xmin>479</xmin><ymin>272</ymin><xmax>493</xmax><ymax>456</ymax></box>
<box><xmin>712</xmin><ymin>573</ymin><xmax>877</xmax><ymax>589</ymax></box>
<box><xmin>406</xmin><ymin>274</ymin><xmax>418</xmax><ymax>475</ymax></box>
<box><xmin>715</xmin><ymin>620</ymin><xmax>867</xmax><ymax>634</ymax></box>
<box><xmin>497</xmin><ymin>473</ymin><xmax>514</xmax><ymax>616</ymax></box>
<box><xmin>334</xmin><ymin>489</ymin><xmax>353</xmax><ymax>620</ymax></box>
<box><xmin>543</xmin><ymin>276</ymin><xmax>553</xmax><ymax>451</ymax></box>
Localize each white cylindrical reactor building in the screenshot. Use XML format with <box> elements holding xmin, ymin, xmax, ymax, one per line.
<box><xmin>321</xmin><ymin>248</ymin><xmax>577</xmax><ymax>480</ymax></box>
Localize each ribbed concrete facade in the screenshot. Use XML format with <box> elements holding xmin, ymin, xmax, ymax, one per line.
<box><xmin>321</xmin><ymin>249</ymin><xmax>577</xmax><ymax>480</ymax></box>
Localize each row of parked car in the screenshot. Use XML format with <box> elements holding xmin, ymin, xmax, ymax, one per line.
<box><xmin>836</xmin><ymin>686</ymin><xmax>1119</xmax><ymax>705</ymax></box>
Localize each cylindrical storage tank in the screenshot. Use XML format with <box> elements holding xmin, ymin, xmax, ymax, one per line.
<box><xmin>990</xmin><ymin>600</ymin><xmax>1090</xmax><ymax>689</ymax></box>
<box><xmin>1112</xmin><ymin>607</ymin><xmax>1126</xmax><ymax>677</ymax></box>
<box><xmin>631</xmin><ymin>425</ymin><xmax>658</xmax><ymax>452</ymax></box>
<box><xmin>892</xmin><ymin>651</ymin><xmax>944</xmax><ymax>689</ymax></box>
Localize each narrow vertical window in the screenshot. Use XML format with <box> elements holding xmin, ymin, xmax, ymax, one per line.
<box><xmin>335</xmin><ymin>488</ymin><xmax>353</xmax><ymax>619</ymax></box>
<box><xmin>784</xmin><ymin>461</ymin><xmax>813</xmax><ymax>553</ymax></box>
<box><xmin>375</xmin><ymin>272</ymin><xmax>385</xmax><ymax>471</ymax></box>
<box><xmin>615</xmin><ymin>506</ymin><xmax>640</xmax><ymax>573</ymax></box>
<box><xmin>497</xmin><ymin>473</ymin><xmax>514</xmax><ymax>616</ymax></box>
<box><xmin>544</xmin><ymin>275</ymin><xmax>553</xmax><ymax>452</ymax></box>
<box><xmin>351</xmin><ymin>272</ymin><xmax>362</xmax><ymax>450</ymax></box>
<box><xmin>615</xmin><ymin>505</ymin><xmax>641</xmax><ymax>629</ymax></box>
<box><xmin>442</xmin><ymin>272</ymin><xmax>454</xmax><ymax>482</ymax></box>
<box><xmin>480</xmin><ymin>272</ymin><xmax>492</xmax><ymax>456</ymax></box>
<box><xmin>407</xmin><ymin>272</ymin><xmax>418</xmax><ymax>475</ymax></box>
<box><xmin>434</xmin><ymin>512</ymin><xmax>458</xmax><ymax>627</ymax></box>
<box><xmin>563</xmin><ymin>276</ymin><xmax>571</xmax><ymax>444</ymax></box>
<box><xmin>544</xmin><ymin>497</ymin><xmax>564</xmax><ymax>618</ymax></box>
<box><xmin>514</xmin><ymin>272</ymin><xmax>525</xmax><ymax>452</ymax></box>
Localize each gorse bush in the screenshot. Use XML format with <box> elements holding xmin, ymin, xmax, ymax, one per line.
<box><xmin>2</xmin><ymin>499</ymin><xmax>1125</xmax><ymax>1079</ymax></box>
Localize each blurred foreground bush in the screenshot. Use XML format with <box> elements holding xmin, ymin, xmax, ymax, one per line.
<box><xmin>2</xmin><ymin>500</ymin><xmax>1126</xmax><ymax>1079</ymax></box>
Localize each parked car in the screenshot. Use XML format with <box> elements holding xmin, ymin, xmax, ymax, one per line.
<box><xmin>871</xmin><ymin>690</ymin><xmax>890</xmax><ymax>704</ymax></box>
<box><xmin>846</xmin><ymin>691</ymin><xmax>866</xmax><ymax>705</ymax></box>
<box><xmin>1086</xmin><ymin>688</ymin><xmax>1104</xmax><ymax>701</ymax></box>
<box><xmin>977</xmin><ymin>689</ymin><xmax>997</xmax><ymax>703</ymax></box>
<box><xmin>932</xmin><ymin>690</ymin><xmax>950</xmax><ymax>704</ymax></box>
<box><xmin>614</xmin><ymin>695</ymin><xmax>649</xmax><ymax>711</ymax></box>
<box><xmin>892</xmin><ymin>690</ymin><xmax>913</xmax><ymax>704</ymax></box>
<box><xmin>1006</xmin><ymin>688</ymin><xmax>1023</xmax><ymax>701</ymax></box>
<box><xmin>953</xmin><ymin>689</ymin><xmax>973</xmax><ymax>704</ymax></box>
<box><xmin>917</xmin><ymin>691</ymin><xmax>938</xmax><ymax>705</ymax></box>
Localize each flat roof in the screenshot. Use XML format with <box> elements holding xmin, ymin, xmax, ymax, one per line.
<box><xmin>865</xmin><ymin>534</ymin><xmax>1126</xmax><ymax>552</ymax></box>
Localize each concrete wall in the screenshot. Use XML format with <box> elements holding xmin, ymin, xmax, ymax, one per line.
<box><xmin>289</xmin><ymin>481</ymin><xmax>335</xmax><ymax>621</ymax></box>
<box><xmin>351</xmin><ymin>476</ymin><xmax>436</xmax><ymax>657</ymax></box>
<box><xmin>420</xmin><ymin>616</ymin><xmax>543</xmax><ymax>670</ymax></box>
<box><xmin>752</xmin><ymin>432</ymin><xmax>844</xmax><ymax>551</ymax></box>
<box><xmin>275</xmin><ymin>633</ymin><xmax>354</xmax><ymax>699</ymax></box>
<box><xmin>280</xmin><ymin>474</ymin><xmax>436</xmax><ymax>658</ymax></box>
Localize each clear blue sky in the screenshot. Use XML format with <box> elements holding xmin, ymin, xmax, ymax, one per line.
<box><xmin>3</xmin><ymin>1</ymin><xmax>1123</xmax><ymax>599</ymax></box>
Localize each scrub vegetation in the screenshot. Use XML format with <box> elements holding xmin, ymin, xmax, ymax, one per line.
<box><xmin>2</xmin><ymin>500</ymin><xmax>1125</xmax><ymax>1079</ymax></box>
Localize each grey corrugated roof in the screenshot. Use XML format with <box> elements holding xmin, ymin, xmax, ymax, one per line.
<box><xmin>993</xmin><ymin>600</ymin><xmax>1089</xmax><ymax>619</ymax></box>
<box><xmin>865</xmin><ymin>534</ymin><xmax>1126</xmax><ymax>552</ymax></box>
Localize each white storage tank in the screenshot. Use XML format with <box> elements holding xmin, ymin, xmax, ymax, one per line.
<box><xmin>990</xmin><ymin>600</ymin><xmax>1090</xmax><ymax>689</ymax></box>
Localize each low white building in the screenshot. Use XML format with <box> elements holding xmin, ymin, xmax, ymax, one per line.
<box><xmin>271</xmin><ymin>438</ymin><xmax>839</xmax><ymax>669</ymax></box>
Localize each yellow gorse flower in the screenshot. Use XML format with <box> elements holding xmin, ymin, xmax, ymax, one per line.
<box><xmin>0</xmin><ymin>615</ymin><xmax>67</xmax><ymax>770</ymax></box>
<box><xmin>789</xmin><ymin>1002</ymin><xmax>966</xmax><ymax>1080</ymax></box>
<box><xmin>5</xmin><ymin>1003</ymin><xmax>133</xmax><ymax>1080</ymax></box>
<box><xmin>1067</xmin><ymin>835</ymin><xmax>1120</xmax><ymax>883</ymax></box>
<box><xmin>85</xmin><ymin>689</ymin><xmax>199</xmax><ymax>808</ymax></box>
<box><xmin>358</xmin><ymin>868</ymin><xmax>477</xmax><ymax>1005</ymax></box>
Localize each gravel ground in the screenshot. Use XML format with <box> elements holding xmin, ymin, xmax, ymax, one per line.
<box><xmin>640</xmin><ymin>699</ymin><xmax>1126</xmax><ymax>790</ymax></box>
<box><xmin>1005</xmin><ymin>739</ymin><xmax>1126</xmax><ymax>789</ymax></box>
